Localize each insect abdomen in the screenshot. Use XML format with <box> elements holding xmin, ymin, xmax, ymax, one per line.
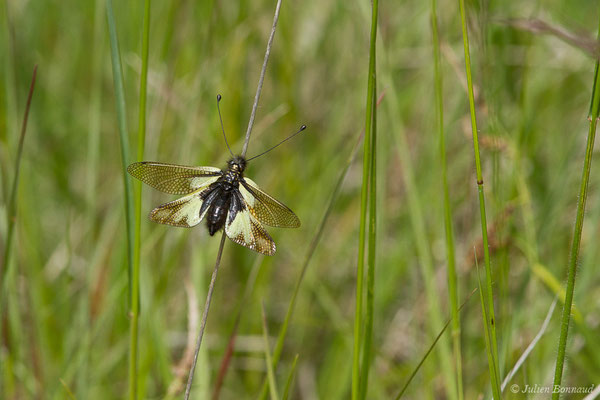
<box><xmin>206</xmin><ymin>189</ymin><xmax>231</xmax><ymax>236</ymax></box>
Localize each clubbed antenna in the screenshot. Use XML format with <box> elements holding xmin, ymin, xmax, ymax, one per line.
<box><xmin>247</xmin><ymin>125</ymin><xmax>307</xmax><ymax>161</ymax></box>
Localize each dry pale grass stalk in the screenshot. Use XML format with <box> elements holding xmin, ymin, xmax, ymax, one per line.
<box><xmin>184</xmin><ymin>0</ymin><xmax>284</xmax><ymax>397</ymax></box>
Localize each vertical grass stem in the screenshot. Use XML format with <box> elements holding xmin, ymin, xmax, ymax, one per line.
<box><xmin>187</xmin><ymin>3</ymin><xmax>284</xmax><ymax>394</ymax></box>
<box><xmin>359</xmin><ymin>81</ymin><xmax>377</xmax><ymax>400</ymax></box>
<box><xmin>241</xmin><ymin>0</ymin><xmax>283</xmax><ymax>158</ymax></box>
<box><xmin>457</xmin><ymin>0</ymin><xmax>501</xmax><ymax>396</ymax></box>
<box><xmin>129</xmin><ymin>0</ymin><xmax>151</xmax><ymax>398</ymax></box>
<box><xmin>106</xmin><ymin>0</ymin><xmax>135</xmax><ymax>308</ymax></box>
<box><xmin>551</xmin><ymin>16</ymin><xmax>600</xmax><ymax>394</ymax></box>
<box><xmin>184</xmin><ymin>232</ymin><xmax>227</xmax><ymax>400</ymax></box>
<box><xmin>431</xmin><ymin>1</ymin><xmax>462</xmax><ymax>399</ymax></box>
<box><xmin>353</xmin><ymin>0</ymin><xmax>378</xmax><ymax>398</ymax></box>
<box><xmin>256</xmin><ymin>94</ymin><xmax>384</xmax><ymax>400</ymax></box>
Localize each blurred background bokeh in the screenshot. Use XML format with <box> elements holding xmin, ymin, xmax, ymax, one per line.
<box><xmin>2</xmin><ymin>0</ymin><xmax>600</xmax><ymax>398</ymax></box>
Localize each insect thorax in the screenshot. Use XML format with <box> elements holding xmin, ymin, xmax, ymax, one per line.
<box><xmin>222</xmin><ymin>169</ymin><xmax>242</xmax><ymax>187</ymax></box>
<box><xmin>222</xmin><ymin>156</ymin><xmax>247</xmax><ymax>187</ymax></box>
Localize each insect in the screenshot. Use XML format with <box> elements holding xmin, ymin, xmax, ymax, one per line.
<box><xmin>127</xmin><ymin>95</ymin><xmax>306</xmax><ymax>256</ymax></box>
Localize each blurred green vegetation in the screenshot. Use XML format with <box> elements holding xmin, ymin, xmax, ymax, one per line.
<box><xmin>2</xmin><ymin>0</ymin><xmax>600</xmax><ymax>399</ymax></box>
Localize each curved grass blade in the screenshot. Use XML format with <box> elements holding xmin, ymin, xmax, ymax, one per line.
<box><xmin>395</xmin><ymin>289</ymin><xmax>476</xmax><ymax>400</ymax></box>
<box><xmin>59</xmin><ymin>378</ymin><xmax>77</xmax><ymax>400</ymax></box>
<box><xmin>282</xmin><ymin>354</ymin><xmax>299</xmax><ymax>400</ymax></box>
<box><xmin>0</xmin><ymin>66</ymin><xmax>37</xmax><ymax>392</ymax></box>
<box><xmin>502</xmin><ymin>298</ymin><xmax>557</xmax><ymax>392</ymax></box>
<box><xmin>1</xmin><ymin>65</ymin><xmax>36</xmax><ymax>290</ymax></box>
<box><xmin>261</xmin><ymin>303</ymin><xmax>280</xmax><ymax>400</ymax></box>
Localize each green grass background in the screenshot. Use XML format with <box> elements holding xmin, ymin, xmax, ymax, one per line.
<box><xmin>2</xmin><ymin>0</ymin><xmax>600</xmax><ymax>398</ymax></box>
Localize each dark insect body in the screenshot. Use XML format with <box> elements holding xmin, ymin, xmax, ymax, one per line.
<box><xmin>202</xmin><ymin>156</ymin><xmax>246</xmax><ymax>236</ymax></box>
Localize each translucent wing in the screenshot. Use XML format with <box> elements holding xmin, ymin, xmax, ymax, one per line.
<box><xmin>225</xmin><ymin>192</ymin><xmax>276</xmax><ymax>255</ymax></box>
<box><xmin>149</xmin><ymin>190</ymin><xmax>211</xmax><ymax>228</ymax></box>
<box><xmin>239</xmin><ymin>178</ymin><xmax>300</xmax><ymax>228</ymax></box>
<box><xmin>128</xmin><ymin>162</ymin><xmax>221</xmax><ymax>195</ymax></box>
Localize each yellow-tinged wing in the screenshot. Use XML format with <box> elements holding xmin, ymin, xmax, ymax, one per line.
<box><xmin>128</xmin><ymin>162</ymin><xmax>221</xmax><ymax>195</ymax></box>
<box><xmin>225</xmin><ymin>192</ymin><xmax>276</xmax><ymax>255</ymax></box>
<box><xmin>149</xmin><ymin>191</ymin><xmax>211</xmax><ymax>228</ymax></box>
<box><xmin>239</xmin><ymin>177</ymin><xmax>300</xmax><ymax>228</ymax></box>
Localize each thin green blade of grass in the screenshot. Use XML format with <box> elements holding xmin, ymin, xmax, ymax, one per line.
<box><xmin>261</xmin><ymin>303</ymin><xmax>280</xmax><ymax>400</ymax></box>
<box><xmin>395</xmin><ymin>289</ymin><xmax>476</xmax><ymax>400</ymax></box>
<box><xmin>1</xmin><ymin>69</ymin><xmax>38</xmax><ymax>390</ymax></box>
<box><xmin>353</xmin><ymin>0</ymin><xmax>378</xmax><ymax>398</ymax></box>
<box><xmin>457</xmin><ymin>0</ymin><xmax>501</xmax><ymax>395</ymax></box>
<box><xmin>1</xmin><ymin>65</ymin><xmax>37</xmax><ymax>290</ymax></box>
<box><xmin>359</xmin><ymin>79</ymin><xmax>377</xmax><ymax>400</ymax></box>
<box><xmin>59</xmin><ymin>378</ymin><xmax>77</xmax><ymax>400</ymax></box>
<box><xmin>352</xmin><ymin>37</ymin><xmax>369</xmax><ymax>400</ymax></box>
<box><xmin>106</xmin><ymin>2</ymin><xmax>140</xmax><ymax>396</ymax></box>
<box><xmin>106</xmin><ymin>0</ymin><xmax>135</xmax><ymax>300</ymax></box>
<box><xmin>0</xmin><ymin>65</ymin><xmax>37</xmax><ymax>397</ymax></box>
<box><xmin>359</xmin><ymin>0</ymin><xmax>458</xmax><ymax>393</ymax></box>
<box><xmin>431</xmin><ymin>0</ymin><xmax>462</xmax><ymax>399</ymax></box>
<box><xmin>474</xmin><ymin>251</ymin><xmax>501</xmax><ymax>399</ymax></box>
<box><xmin>282</xmin><ymin>354</ymin><xmax>299</xmax><ymax>400</ymax></box>
<box><xmin>129</xmin><ymin>0</ymin><xmax>151</xmax><ymax>399</ymax></box>
<box><xmin>552</xmin><ymin>14</ymin><xmax>600</xmax><ymax>397</ymax></box>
